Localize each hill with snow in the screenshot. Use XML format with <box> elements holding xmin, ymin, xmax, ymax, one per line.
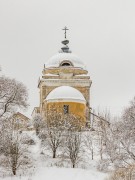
<box><xmin>0</xmin><ymin>131</ymin><xmax>108</xmax><ymax>180</ymax></box>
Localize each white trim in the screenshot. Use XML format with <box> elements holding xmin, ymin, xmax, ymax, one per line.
<box><xmin>45</xmin><ymin>99</ymin><xmax>86</xmax><ymax>104</ymax></box>
<box><xmin>42</xmin><ymin>79</ymin><xmax>91</xmax><ymax>87</ymax></box>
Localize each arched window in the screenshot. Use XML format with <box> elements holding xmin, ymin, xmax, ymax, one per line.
<box><xmin>61</xmin><ymin>62</ymin><xmax>71</xmax><ymax>66</ymax></box>
<box><xmin>60</xmin><ymin>60</ymin><xmax>73</xmax><ymax>67</ymax></box>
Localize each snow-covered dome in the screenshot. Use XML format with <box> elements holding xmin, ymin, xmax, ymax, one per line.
<box><xmin>45</xmin><ymin>53</ymin><xmax>86</xmax><ymax>70</ymax></box>
<box><xmin>46</xmin><ymin>86</ymin><xmax>86</xmax><ymax>102</ymax></box>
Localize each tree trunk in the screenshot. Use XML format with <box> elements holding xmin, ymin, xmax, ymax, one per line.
<box><xmin>92</xmin><ymin>149</ymin><xmax>94</xmax><ymax>160</ymax></box>
<box><xmin>53</xmin><ymin>150</ymin><xmax>56</xmax><ymax>158</ymax></box>
<box><xmin>73</xmin><ymin>164</ymin><xmax>75</xmax><ymax>168</ymax></box>
<box><xmin>36</xmin><ymin>128</ymin><xmax>39</xmax><ymax>135</ymax></box>
<box><xmin>12</xmin><ymin>161</ymin><xmax>17</xmax><ymax>175</ymax></box>
<box><xmin>100</xmin><ymin>138</ymin><xmax>103</xmax><ymax>160</ymax></box>
<box><xmin>12</xmin><ymin>167</ymin><xmax>16</xmax><ymax>175</ymax></box>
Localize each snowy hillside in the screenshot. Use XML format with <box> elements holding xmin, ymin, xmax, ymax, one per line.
<box><xmin>0</xmin><ymin>131</ymin><xmax>108</xmax><ymax>180</ymax></box>
<box><xmin>2</xmin><ymin>167</ymin><xmax>107</xmax><ymax>180</ymax></box>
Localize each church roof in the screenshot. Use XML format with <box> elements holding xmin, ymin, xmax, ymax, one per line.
<box><xmin>45</xmin><ymin>52</ymin><xmax>86</xmax><ymax>70</ymax></box>
<box><xmin>46</xmin><ymin>86</ymin><xmax>86</xmax><ymax>102</ymax></box>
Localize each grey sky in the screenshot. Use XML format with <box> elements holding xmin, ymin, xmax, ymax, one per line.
<box><xmin>0</xmin><ymin>0</ymin><xmax>135</xmax><ymax>117</ymax></box>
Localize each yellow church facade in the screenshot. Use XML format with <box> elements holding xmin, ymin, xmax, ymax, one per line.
<box><xmin>32</xmin><ymin>32</ymin><xmax>92</xmax><ymax>127</ymax></box>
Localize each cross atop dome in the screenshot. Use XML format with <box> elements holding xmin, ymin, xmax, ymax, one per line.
<box><xmin>62</xmin><ymin>26</ymin><xmax>69</xmax><ymax>39</ymax></box>
<box><xmin>61</xmin><ymin>26</ymin><xmax>71</xmax><ymax>53</ymax></box>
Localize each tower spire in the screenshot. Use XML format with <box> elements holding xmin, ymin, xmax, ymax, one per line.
<box><xmin>62</xmin><ymin>26</ymin><xmax>69</xmax><ymax>39</ymax></box>
<box><xmin>61</xmin><ymin>26</ymin><xmax>71</xmax><ymax>53</ymax></box>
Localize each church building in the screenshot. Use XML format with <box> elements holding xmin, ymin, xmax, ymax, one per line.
<box><xmin>32</xmin><ymin>28</ymin><xmax>92</xmax><ymax>127</ymax></box>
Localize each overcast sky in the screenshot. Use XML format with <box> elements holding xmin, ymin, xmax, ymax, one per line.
<box><xmin>0</xmin><ymin>0</ymin><xmax>135</xmax><ymax>118</ymax></box>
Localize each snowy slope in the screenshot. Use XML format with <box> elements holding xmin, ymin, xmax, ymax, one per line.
<box><xmin>0</xmin><ymin>131</ymin><xmax>108</xmax><ymax>180</ymax></box>
<box><xmin>1</xmin><ymin>167</ymin><xmax>107</xmax><ymax>180</ymax></box>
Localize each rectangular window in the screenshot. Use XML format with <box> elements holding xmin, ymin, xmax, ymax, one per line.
<box><xmin>63</xmin><ymin>105</ymin><xmax>69</xmax><ymax>114</ymax></box>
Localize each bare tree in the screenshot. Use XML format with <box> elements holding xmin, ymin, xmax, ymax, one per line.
<box><xmin>65</xmin><ymin>130</ymin><xmax>82</xmax><ymax>168</ymax></box>
<box><xmin>0</xmin><ymin>69</ymin><xmax>30</xmax><ymax>175</ymax></box>
<box><xmin>94</xmin><ymin>113</ymin><xmax>110</xmax><ymax>161</ymax></box>
<box><xmin>112</xmin><ymin>98</ymin><xmax>135</xmax><ymax>168</ymax></box>
<box><xmin>0</xmin><ymin>118</ymin><xmax>32</xmax><ymax>175</ymax></box>
<box><xmin>94</xmin><ymin>100</ymin><xmax>135</xmax><ymax>171</ymax></box>
<box><xmin>33</xmin><ymin>114</ymin><xmax>44</xmax><ymax>135</ymax></box>
<box><xmin>83</xmin><ymin>131</ymin><xmax>95</xmax><ymax>160</ymax></box>
<box><xmin>104</xmin><ymin>97</ymin><xmax>135</xmax><ymax>169</ymax></box>
<box><xmin>41</xmin><ymin>112</ymin><xmax>65</xmax><ymax>158</ymax></box>
<box><xmin>41</xmin><ymin>105</ymin><xmax>85</xmax><ymax>159</ymax></box>
<box><xmin>0</xmin><ymin>76</ymin><xmax>28</xmax><ymax>119</ymax></box>
<box><xmin>91</xmin><ymin>110</ymin><xmax>121</xmax><ymax>171</ymax></box>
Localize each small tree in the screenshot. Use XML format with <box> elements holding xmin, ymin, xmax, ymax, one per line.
<box><xmin>41</xmin><ymin>103</ymin><xmax>85</xmax><ymax>159</ymax></box>
<box><xmin>33</xmin><ymin>114</ymin><xmax>43</xmax><ymax>135</ymax></box>
<box><xmin>0</xmin><ymin>67</ymin><xmax>30</xmax><ymax>175</ymax></box>
<box><xmin>104</xmin><ymin>97</ymin><xmax>135</xmax><ymax>169</ymax></box>
<box><xmin>66</xmin><ymin>130</ymin><xmax>82</xmax><ymax>168</ymax></box>
<box><xmin>92</xmin><ymin>111</ymin><xmax>111</xmax><ymax>161</ymax></box>
<box><xmin>83</xmin><ymin>131</ymin><xmax>95</xmax><ymax>160</ymax></box>
<box><xmin>43</xmin><ymin>112</ymin><xmax>65</xmax><ymax>158</ymax></box>
<box><xmin>0</xmin><ymin>76</ymin><xmax>28</xmax><ymax>119</ymax></box>
<box><xmin>0</xmin><ymin>118</ymin><xmax>32</xmax><ymax>175</ymax></box>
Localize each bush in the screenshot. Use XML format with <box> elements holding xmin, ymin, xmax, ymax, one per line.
<box><xmin>97</xmin><ymin>159</ymin><xmax>112</xmax><ymax>172</ymax></box>
<box><xmin>25</xmin><ymin>139</ymin><xmax>35</xmax><ymax>145</ymax></box>
<box><xmin>21</xmin><ymin>135</ymin><xmax>35</xmax><ymax>145</ymax></box>
<box><xmin>106</xmin><ymin>166</ymin><xmax>135</xmax><ymax>180</ymax></box>
<box><xmin>38</xmin><ymin>131</ymin><xmax>47</xmax><ymax>140</ymax></box>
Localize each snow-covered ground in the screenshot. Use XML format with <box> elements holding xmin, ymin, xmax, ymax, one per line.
<box><xmin>0</xmin><ymin>131</ymin><xmax>108</xmax><ymax>180</ymax></box>
<box><xmin>1</xmin><ymin>167</ymin><xmax>107</xmax><ymax>180</ymax></box>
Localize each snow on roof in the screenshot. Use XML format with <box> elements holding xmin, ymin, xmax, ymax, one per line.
<box><xmin>46</xmin><ymin>86</ymin><xmax>86</xmax><ymax>102</ymax></box>
<box><xmin>45</xmin><ymin>52</ymin><xmax>86</xmax><ymax>70</ymax></box>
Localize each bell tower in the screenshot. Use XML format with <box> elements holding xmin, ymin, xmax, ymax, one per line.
<box><xmin>33</xmin><ymin>28</ymin><xmax>92</xmax><ymax>126</ymax></box>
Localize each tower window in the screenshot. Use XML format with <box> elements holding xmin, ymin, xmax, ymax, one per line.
<box><xmin>63</xmin><ymin>105</ymin><xmax>69</xmax><ymax>114</ymax></box>
<box><xmin>60</xmin><ymin>60</ymin><xmax>73</xmax><ymax>67</ymax></box>
<box><xmin>61</xmin><ymin>62</ymin><xmax>71</xmax><ymax>66</ymax></box>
